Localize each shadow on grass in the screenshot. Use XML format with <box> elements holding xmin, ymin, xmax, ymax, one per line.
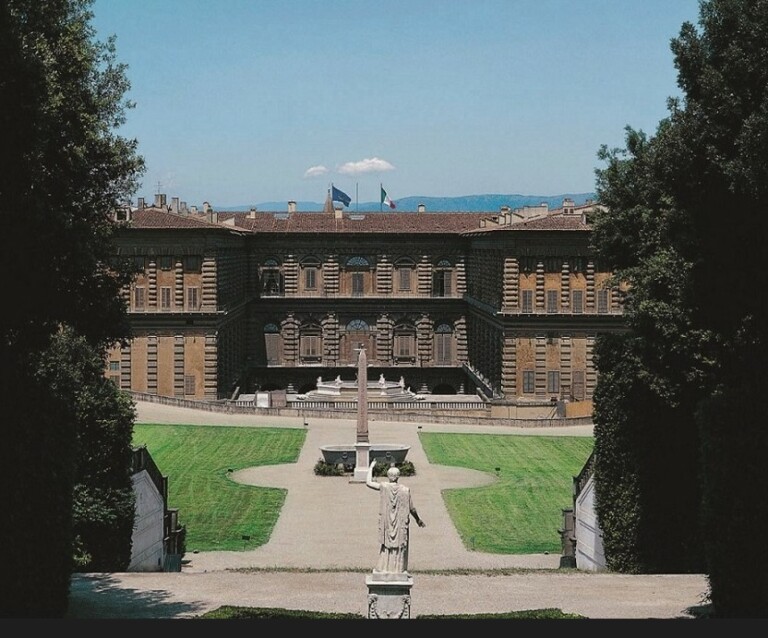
<box><xmin>67</xmin><ymin>573</ymin><xmax>206</xmax><ymax>619</ymax></box>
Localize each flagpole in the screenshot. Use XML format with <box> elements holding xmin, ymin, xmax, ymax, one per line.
<box><xmin>356</xmin><ymin>182</ymin><xmax>358</xmax><ymax>212</ymax></box>
<box><xmin>380</xmin><ymin>183</ymin><xmax>382</xmax><ymax>212</ymax></box>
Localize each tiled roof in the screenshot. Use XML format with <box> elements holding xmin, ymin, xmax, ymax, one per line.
<box><xmin>462</xmin><ymin>212</ymin><xmax>591</xmax><ymax>236</ymax></box>
<box><xmin>214</xmin><ymin>211</ymin><xmax>492</xmax><ymax>234</ymax></box>
<box><xmin>125</xmin><ymin>206</ymin><xmax>594</xmax><ymax>235</ymax></box>
<box><xmin>126</xmin><ymin>207</ymin><xmax>229</xmax><ymax>229</ymax></box>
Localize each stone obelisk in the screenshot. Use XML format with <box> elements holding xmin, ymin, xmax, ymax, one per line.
<box><xmin>352</xmin><ymin>346</ymin><xmax>371</xmax><ymax>482</ymax></box>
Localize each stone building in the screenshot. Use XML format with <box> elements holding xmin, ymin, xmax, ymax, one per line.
<box><xmin>107</xmin><ymin>194</ymin><xmax>625</xmax><ymax>413</ymax></box>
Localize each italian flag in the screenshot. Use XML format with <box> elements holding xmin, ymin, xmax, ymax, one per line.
<box><xmin>381</xmin><ymin>186</ymin><xmax>396</xmax><ymax>209</ymax></box>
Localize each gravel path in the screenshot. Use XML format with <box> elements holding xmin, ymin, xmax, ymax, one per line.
<box><xmin>65</xmin><ymin>402</ymin><xmax>709</xmax><ymax>620</ymax></box>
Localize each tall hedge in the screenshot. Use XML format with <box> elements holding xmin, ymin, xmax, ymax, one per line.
<box><xmin>593</xmin><ymin>334</ymin><xmax>704</xmax><ymax>574</ymax></box>
<box><xmin>592</xmin><ymin>0</ymin><xmax>768</xmax><ymax>616</ymax></box>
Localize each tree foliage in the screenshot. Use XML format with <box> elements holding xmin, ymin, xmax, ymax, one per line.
<box><xmin>592</xmin><ymin>0</ymin><xmax>768</xmax><ymax>616</ymax></box>
<box><xmin>592</xmin><ymin>333</ymin><xmax>704</xmax><ymax>574</ymax></box>
<box><xmin>65</xmin><ymin>328</ymin><xmax>137</xmax><ymax>573</ymax></box>
<box><xmin>0</xmin><ymin>0</ymin><xmax>143</xmax><ymax>617</ymax></box>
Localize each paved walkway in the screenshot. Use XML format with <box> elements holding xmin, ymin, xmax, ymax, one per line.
<box><xmin>66</xmin><ymin>402</ymin><xmax>710</xmax><ymax>620</ymax></box>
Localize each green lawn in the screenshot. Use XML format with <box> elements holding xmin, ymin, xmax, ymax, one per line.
<box><xmin>133</xmin><ymin>423</ymin><xmax>592</xmax><ymax>555</ymax></box>
<box><xmin>132</xmin><ymin>424</ymin><xmax>306</xmax><ymax>551</ymax></box>
<box><xmin>419</xmin><ymin>432</ymin><xmax>594</xmax><ymax>554</ymax></box>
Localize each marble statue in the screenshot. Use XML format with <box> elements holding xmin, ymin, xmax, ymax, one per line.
<box><xmin>366</xmin><ymin>460</ymin><xmax>425</xmax><ymax>574</ymax></box>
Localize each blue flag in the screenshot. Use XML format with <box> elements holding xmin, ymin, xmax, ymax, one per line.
<box><xmin>331</xmin><ymin>185</ymin><xmax>351</xmax><ymax>207</ymax></box>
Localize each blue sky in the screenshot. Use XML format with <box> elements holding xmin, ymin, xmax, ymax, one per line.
<box><xmin>91</xmin><ymin>0</ymin><xmax>702</xmax><ymax>208</ymax></box>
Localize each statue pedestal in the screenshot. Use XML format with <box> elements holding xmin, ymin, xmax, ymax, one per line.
<box><xmin>366</xmin><ymin>572</ymin><xmax>413</xmax><ymax>619</ymax></box>
<box><xmin>350</xmin><ymin>442</ymin><xmax>371</xmax><ymax>483</ymax></box>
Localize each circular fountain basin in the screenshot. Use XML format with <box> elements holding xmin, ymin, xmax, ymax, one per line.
<box><xmin>320</xmin><ymin>444</ymin><xmax>410</xmax><ymax>466</ymax></box>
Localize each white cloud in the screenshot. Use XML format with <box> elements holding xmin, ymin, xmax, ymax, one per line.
<box><xmin>303</xmin><ymin>165</ymin><xmax>329</xmax><ymax>178</ymax></box>
<box><xmin>337</xmin><ymin>157</ymin><xmax>395</xmax><ymax>176</ymax></box>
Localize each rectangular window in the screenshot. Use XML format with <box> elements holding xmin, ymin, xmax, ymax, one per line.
<box><xmin>597</xmin><ymin>288</ymin><xmax>610</xmax><ymax>314</ymax></box>
<box><xmin>183</xmin><ymin>255</ymin><xmax>202</xmax><ymax>273</ymax></box>
<box><xmin>394</xmin><ymin>335</ymin><xmax>414</xmax><ymax>358</ymax></box>
<box><xmin>133</xmin><ymin>256</ymin><xmax>146</xmax><ymax>272</ymax></box>
<box><xmin>108</xmin><ymin>361</ymin><xmax>120</xmax><ymax>371</ymax></box>
<box><xmin>435</xmin><ymin>333</ymin><xmax>452</xmax><ymax>364</ymax></box>
<box><xmin>572</xmin><ymin>289</ymin><xmax>584</xmax><ymax>314</ymax></box>
<box><xmin>186</xmin><ymin>287</ymin><xmax>200</xmax><ymax>310</ymax></box>
<box><xmin>520</xmin><ymin>256</ymin><xmax>537</xmax><ymax>273</ymax></box>
<box><xmin>300</xmin><ymin>335</ymin><xmax>321</xmax><ymax>360</ymax></box>
<box><xmin>571</xmin><ymin>257</ymin><xmax>587</xmax><ymax>273</ymax></box>
<box><xmin>265</xmin><ymin>333</ymin><xmax>280</xmax><ymax>365</ymax></box>
<box><xmin>572</xmin><ymin>370</ymin><xmax>586</xmax><ymax>400</ymax></box>
<box><xmin>547</xmin><ymin>370</ymin><xmax>561</xmax><ymax>395</ymax></box>
<box><xmin>521</xmin><ymin>289</ymin><xmax>533</xmax><ymax>313</ymax></box>
<box><xmin>109</xmin><ymin>375</ymin><xmax>120</xmax><ymax>386</ymax></box>
<box><xmin>305</xmin><ymin>267</ymin><xmax>317</xmax><ymax>290</ymax></box>
<box><xmin>398</xmin><ymin>268</ymin><xmax>411</xmax><ymax>291</ymax></box>
<box><xmin>432</xmin><ymin>271</ymin><xmax>452</xmax><ymax>297</ymax></box>
<box><xmin>159</xmin><ymin>255</ymin><xmax>174</xmax><ymax>270</ymax></box>
<box><xmin>133</xmin><ymin>286</ymin><xmax>146</xmax><ymax>309</ymax></box>
<box><xmin>161</xmin><ymin>287</ymin><xmax>172</xmax><ymax>310</ymax></box>
<box><xmin>184</xmin><ymin>374</ymin><xmax>196</xmax><ymax>395</ymax></box>
<box><xmin>522</xmin><ymin>370</ymin><xmax>535</xmax><ymax>394</ymax></box>
<box><xmin>352</xmin><ymin>272</ymin><xmax>364</xmax><ymax>296</ymax></box>
<box><xmin>262</xmin><ymin>272</ymin><xmax>281</xmax><ymax>295</ymax></box>
<box><xmin>546</xmin><ymin>289</ymin><xmax>558</xmax><ymax>314</ymax></box>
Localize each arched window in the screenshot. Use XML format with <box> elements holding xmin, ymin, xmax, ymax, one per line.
<box><xmin>434</xmin><ymin>323</ymin><xmax>453</xmax><ymax>365</ymax></box>
<box><xmin>346</xmin><ymin>256</ymin><xmax>369</xmax><ymax>268</ymax></box>
<box><xmin>346</xmin><ymin>319</ymin><xmax>369</xmax><ymax>331</ymax></box>
<box><xmin>261</xmin><ymin>257</ymin><xmax>282</xmax><ymax>296</ymax></box>
<box><xmin>343</xmin><ymin>319</ymin><xmax>373</xmax><ymax>362</ymax></box>
<box><xmin>432</xmin><ymin>258</ymin><xmax>453</xmax><ymax>297</ymax></box>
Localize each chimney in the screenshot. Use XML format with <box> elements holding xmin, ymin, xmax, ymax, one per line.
<box><xmin>288</xmin><ymin>200</ymin><xmax>297</xmax><ymax>214</ymax></box>
<box><xmin>563</xmin><ymin>197</ymin><xmax>575</xmax><ymax>213</ymax></box>
<box><xmin>248</xmin><ymin>207</ymin><xmax>257</xmax><ymax>219</ymax></box>
<box><xmin>190</xmin><ymin>205</ymin><xmax>198</xmax><ymax>214</ymax></box>
<box><xmin>334</xmin><ymin>205</ymin><xmax>343</xmax><ymax>219</ymax></box>
<box><xmin>417</xmin><ymin>203</ymin><xmax>426</xmax><ymax>214</ymax></box>
<box><xmin>203</xmin><ymin>201</ymin><xmax>211</xmax><ymax>214</ymax></box>
<box><xmin>154</xmin><ymin>193</ymin><xmax>166</xmax><ymax>208</ymax></box>
<box><xmin>208</xmin><ymin>209</ymin><xmax>218</xmax><ymax>224</ymax></box>
<box><xmin>180</xmin><ymin>201</ymin><xmax>188</xmax><ymax>214</ymax></box>
<box><xmin>171</xmin><ymin>197</ymin><xmax>179</xmax><ymax>214</ymax></box>
<box><xmin>137</xmin><ymin>197</ymin><xmax>145</xmax><ymax>209</ymax></box>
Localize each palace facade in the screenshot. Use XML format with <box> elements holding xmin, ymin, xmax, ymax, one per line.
<box><xmin>107</xmin><ymin>194</ymin><xmax>625</xmax><ymax>413</ymax></box>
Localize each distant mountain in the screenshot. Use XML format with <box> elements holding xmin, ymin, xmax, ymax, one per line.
<box><xmin>216</xmin><ymin>193</ymin><xmax>596</xmax><ymax>213</ymax></box>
